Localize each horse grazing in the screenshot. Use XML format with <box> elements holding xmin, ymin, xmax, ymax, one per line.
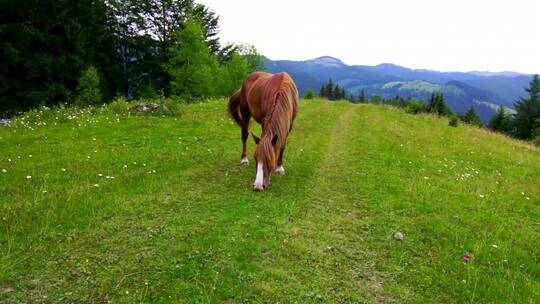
<box><xmin>228</xmin><ymin>72</ymin><xmax>299</xmax><ymax>191</ymax></box>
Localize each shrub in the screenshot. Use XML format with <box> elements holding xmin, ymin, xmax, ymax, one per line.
<box><xmin>449</xmin><ymin>115</ymin><xmax>459</xmax><ymax>127</ymax></box>
<box><xmin>406</xmin><ymin>101</ymin><xmax>426</xmax><ymax>114</ymax></box>
<box><xmin>461</xmin><ymin>107</ymin><xmax>483</xmax><ymax>127</ymax></box>
<box><xmin>159</xmin><ymin>98</ymin><xmax>183</xmax><ymax>116</ymax></box>
<box><xmin>304</xmin><ymin>90</ymin><xmax>315</xmax><ymax>100</ymax></box>
<box><xmin>370</xmin><ymin>95</ymin><xmax>383</xmax><ymax>104</ymax></box>
<box><xmin>108</xmin><ymin>96</ymin><xmax>130</xmax><ymax>114</ymax></box>
<box><xmin>74</xmin><ymin>66</ymin><xmax>102</xmax><ymax>107</ymax></box>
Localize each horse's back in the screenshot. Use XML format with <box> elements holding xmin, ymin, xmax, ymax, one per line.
<box><xmin>243</xmin><ymin>72</ymin><xmax>297</xmax><ymax>121</ymax></box>
<box><xmin>266</xmin><ymin>72</ymin><xmax>299</xmax><ymax>124</ymax></box>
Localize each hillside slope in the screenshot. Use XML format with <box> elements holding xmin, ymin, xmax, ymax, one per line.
<box><xmin>1</xmin><ymin>100</ymin><xmax>539</xmax><ymax>302</ymax></box>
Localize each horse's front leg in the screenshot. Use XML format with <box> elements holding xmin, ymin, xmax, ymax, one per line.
<box><xmin>275</xmin><ymin>146</ymin><xmax>285</xmax><ymax>175</ymax></box>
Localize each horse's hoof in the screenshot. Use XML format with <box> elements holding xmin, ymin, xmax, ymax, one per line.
<box><xmin>275</xmin><ymin>166</ymin><xmax>285</xmax><ymax>175</ymax></box>
<box><xmin>241</xmin><ymin>158</ymin><xmax>249</xmax><ymax>166</ymax></box>
<box><xmin>253</xmin><ymin>182</ymin><xmax>264</xmax><ymax>191</ymax></box>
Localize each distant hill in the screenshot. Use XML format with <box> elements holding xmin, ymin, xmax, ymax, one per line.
<box><xmin>264</xmin><ymin>56</ymin><xmax>532</xmax><ymax>123</ymax></box>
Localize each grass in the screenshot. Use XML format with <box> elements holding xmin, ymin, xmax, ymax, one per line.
<box><xmin>1</xmin><ymin>99</ymin><xmax>539</xmax><ymax>303</ymax></box>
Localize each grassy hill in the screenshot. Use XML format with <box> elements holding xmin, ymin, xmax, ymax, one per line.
<box><xmin>1</xmin><ymin>100</ymin><xmax>539</xmax><ymax>303</ymax></box>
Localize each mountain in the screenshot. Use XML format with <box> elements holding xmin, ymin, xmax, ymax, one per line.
<box><xmin>264</xmin><ymin>56</ymin><xmax>532</xmax><ymax>123</ymax></box>
<box><xmin>466</xmin><ymin>76</ymin><xmax>531</xmax><ymax>106</ymax></box>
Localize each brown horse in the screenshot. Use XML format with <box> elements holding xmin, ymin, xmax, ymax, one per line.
<box><xmin>228</xmin><ymin>72</ymin><xmax>299</xmax><ymax>191</ymax></box>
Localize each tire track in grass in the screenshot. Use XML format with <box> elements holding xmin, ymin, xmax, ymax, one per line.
<box><xmin>261</xmin><ymin>104</ymin><xmax>399</xmax><ymax>303</ymax></box>
<box><xmin>126</xmin><ymin>100</ymin><xmax>348</xmax><ymax>302</ymax></box>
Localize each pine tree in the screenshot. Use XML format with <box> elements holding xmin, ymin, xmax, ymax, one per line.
<box><xmin>462</xmin><ymin>107</ymin><xmax>483</xmax><ymax>127</ymax></box>
<box><xmin>488</xmin><ymin>106</ymin><xmax>511</xmax><ymax>133</ymax></box>
<box><xmin>75</xmin><ymin>66</ymin><xmax>102</xmax><ymax>107</ymax></box>
<box><xmin>533</xmin><ymin>118</ymin><xmax>540</xmax><ymax>138</ymax></box>
<box><xmin>319</xmin><ymin>84</ymin><xmax>326</xmax><ymax>98</ymax></box>
<box><xmin>358</xmin><ymin>89</ymin><xmax>366</xmax><ymax>103</ymax></box>
<box><xmin>325</xmin><ymin>79</ymin><xmax>334</xmax><ymax>100</ymax></box>
<box><xmin>167</xmin><ymin>20</ymin><xmax>218</xmax><ymax>99</ymax></box>
<box><xmin>427</xmin><ymin>93</ymin><xmax>436</xmax><ymax>112</ymax></box>
<box><xmin>513</xmin><ymin>74</ymin><xmax>540</xmax><ymax>139</ymax></box>
<box><xmin>334</xmin><ymin>84</ymin><xmax>341</xmax><ymax>100</ymax></box>
<box><xmin>428</xmin><ymin>93</ymin><xmax>451</xmax><ymax>116</ymax></box>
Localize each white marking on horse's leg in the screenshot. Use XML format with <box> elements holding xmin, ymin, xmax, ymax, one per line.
<box><xmin>275</xmin><ymin>166</ymin><xmax>285</xmax><ymax>175</ymax></box>
<box><xmin>253</xmin><ymin>163</ymin><xmax>264</xmax><ymax>191</ymax></box>
<box><xmin>241</xmin><ymin>157</ymin><xmax>249</xmax><ymax>166</ymax></box>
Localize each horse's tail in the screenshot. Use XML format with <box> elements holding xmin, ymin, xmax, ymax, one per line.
<box><xmin>228</xmin><ymin>90</ymin><xmax>243</xmax><ymax>126</ymax></box>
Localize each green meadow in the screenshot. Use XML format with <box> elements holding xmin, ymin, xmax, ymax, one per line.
<box><xmin>1</xmin><ymin>99</ymin><xmax>539</xmax><ymax>303</ymax></box>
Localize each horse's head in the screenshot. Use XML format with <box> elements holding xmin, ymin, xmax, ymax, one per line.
<box><xmin>251</xmin><ymin>132</ymin><xmax>278</xmax><ymax>191</ymax></box>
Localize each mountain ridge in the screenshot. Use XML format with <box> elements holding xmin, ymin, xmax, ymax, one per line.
<box><xmin>264</xmin><ymin>56</ymin><xmax>532</xmax><ymax>123</ymax></box>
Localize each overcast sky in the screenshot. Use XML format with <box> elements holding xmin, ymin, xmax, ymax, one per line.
<box><xmin>198</xmin><ymin>0</ymin><xmax>540</xmax><ymax>74</ymax></box>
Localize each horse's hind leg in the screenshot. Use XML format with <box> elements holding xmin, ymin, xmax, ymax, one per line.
<box><xmin>240</xmin><ymin>126</ymin><xmax>249</xmax><ymax>165</ymax></box>
<box><xmin>275</xmin><ymin>146</ymin><xmax>285</xmax><ymax>175</ymax></box>
<box><xmin>240</xmin><ymin>109</ymin><xmax>251</xmax><ymax>166</ymax></box>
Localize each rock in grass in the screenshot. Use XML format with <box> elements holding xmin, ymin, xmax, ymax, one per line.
<box><xmin>394</xmin><ymin>231</ymin><xmax>405</xmax><ymax>241</ymax></box>
<box><xmin>135</xmin><ymin>103</ymin><xmax>159</xmax><ymax>113</ymax></box>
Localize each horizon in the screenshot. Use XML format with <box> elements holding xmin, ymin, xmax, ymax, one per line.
<box><xmin>199</xmin><ymin>0</ymin><xmax>540</xmax><ymax>74</ymax></box>
<box><xmin>263</xmin><ymin>55</ymin><xmax>533</xmax><ymax>75</ymax></box>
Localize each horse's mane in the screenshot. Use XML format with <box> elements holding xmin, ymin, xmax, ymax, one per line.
<box><xmin>258</xmin><ymin>73</ymin><xmax>298</xmax><ymax>171</ymax></box>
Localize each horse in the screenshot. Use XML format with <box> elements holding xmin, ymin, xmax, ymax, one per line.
<box><xmin>228</xmin><ymin>71</ymin><xmax>299</xmax><ymax>191</ymax></box>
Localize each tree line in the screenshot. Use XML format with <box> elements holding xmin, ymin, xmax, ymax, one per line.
<box><xmin>311</xmin><ymin>75</ymin><xmax>540</xmax><ymax>144</ymax></box>
<box><xmin>0</xmin><ymin>0</ymin><xmax>264</xmax><ymax>115</ymax></box>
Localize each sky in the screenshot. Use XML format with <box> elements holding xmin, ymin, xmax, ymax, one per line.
<box><xmin>198</xmin><ymin>0</ymin><xmax>540</xmax><ymax>74</ymax></box>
